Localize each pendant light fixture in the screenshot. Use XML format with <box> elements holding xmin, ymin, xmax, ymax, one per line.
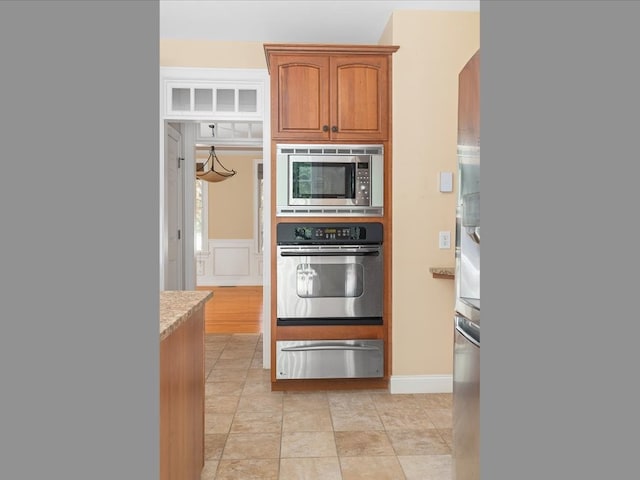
<box><xmin>195</xmin><ymin>124</ymin><xmax>237</xmax><ymax>183</ymax></box>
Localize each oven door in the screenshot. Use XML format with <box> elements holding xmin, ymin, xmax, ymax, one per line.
<box><xmin>276</xmin><ymin>245</ymin><xmax>383</xmax><ymax>325</ymax></box>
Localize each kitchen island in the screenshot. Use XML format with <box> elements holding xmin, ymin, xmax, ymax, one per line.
<box><xmin>160</xmin><ymin>290</ymin><xmax>212</xmax><ymax>480</ymax></box>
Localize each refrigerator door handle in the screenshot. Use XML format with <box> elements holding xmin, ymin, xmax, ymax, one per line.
<box><xmin>455</xmin><ymin>315</ymin><xmax>480</xmax><ymax>347</ymax></box>
<box><xmin>466</xmin><ymin>226</ymin><xmax>480</xmax><ymax>244</ymax></box>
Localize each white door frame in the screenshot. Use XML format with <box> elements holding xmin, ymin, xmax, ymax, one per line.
<box><xmin>164</xmin><ymin>123</ymin><xmax>184</xmax><ymax>290</ymax></box>
<box><xmin>159</xmin><ymin>67</ymin><xmax>271</xmax><ymax>368</ymax></box>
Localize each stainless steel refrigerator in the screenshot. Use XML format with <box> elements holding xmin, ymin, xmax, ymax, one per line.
<box><xmin>453</xmin><ymin>49</ymin><xmax>480</xmax><ymax>480</ymax></box>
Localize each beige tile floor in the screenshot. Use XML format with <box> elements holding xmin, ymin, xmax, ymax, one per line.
<box><xmin>202</xmin><ymin>333</ymin><xmax>453</xmax><ymax>480</ymax></box>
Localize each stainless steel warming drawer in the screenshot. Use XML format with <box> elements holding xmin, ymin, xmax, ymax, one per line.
<box><xmin>276</xmin><ymin>340</ymin><xmax>384</xmax><ymax>380</ymax></box>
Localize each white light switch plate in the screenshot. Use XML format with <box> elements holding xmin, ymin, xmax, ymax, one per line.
<box><xmin>439</xmin><ymin>172</ymin><xmax>453</xmax><ymax>192</ymax></box>
<box><xmin>439</xmin><ymin>231</ymin><xmax>451</xmax><ymax>249</ymax></box>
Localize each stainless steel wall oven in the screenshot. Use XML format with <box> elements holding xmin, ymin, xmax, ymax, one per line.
<box><xmin>276</xmin><ymin>222</ymin><xmax>383</xmax><ymax>326</ymax></box>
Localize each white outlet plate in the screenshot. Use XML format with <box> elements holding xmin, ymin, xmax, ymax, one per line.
<box><xmin>439</xmin><ymin>231</ymin><xmax>451</xmax><ymax>249</ymax></box>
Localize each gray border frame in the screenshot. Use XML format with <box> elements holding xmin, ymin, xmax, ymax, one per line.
<box><xmin>483</xmin><ymin>1</ymin><xmax>640</xmax><ymax>478</ymax></box>
<box><xmin>0</xmin><ymin>2</ymin><xmax>159</xmax><ymax>478</ymax></box>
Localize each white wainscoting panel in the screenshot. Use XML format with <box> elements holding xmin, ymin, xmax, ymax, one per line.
<box><xmin>214</xmin><ymin>246</ymin><xmax>250</xmax><ymax>276</ymax></box>
<box><xmin>390</xmin><ymin>375</ymin><xmax>453</xmax><ymax>394</ymax></box>
<box><xmin>197</xmin><ymin>239</ymin><xmax>263</xmax><ymax>286</ymax></box>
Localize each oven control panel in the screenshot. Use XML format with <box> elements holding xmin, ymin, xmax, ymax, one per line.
<box><xmin>294</xmin><ymin>226</ymin><xmax>362</xmax><ymax>241</ymax></box>
<box><xmin>277</xmin><ymin>222</ymin><xmax>383</xmax><ymax>244</ymax></box>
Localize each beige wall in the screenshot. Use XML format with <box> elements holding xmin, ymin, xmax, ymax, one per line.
<box><xmin>160</xmin><ymin>39</ymin><xmax>267</xmax><ymax>69</ymax></box>
<box><xmin>389</xmin><ymin>11</ymin><xmax>479</xmax><ymax>375</ymax></box>
<box><xmin>196</xmin><ymin>151</ymin><xmax>259</xmax><ymax>240</ymax></box>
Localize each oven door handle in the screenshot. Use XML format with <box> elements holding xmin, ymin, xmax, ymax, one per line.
<box><xmin>279</xmin><ymin>250</ymin><xmax>380</xmax><ymax>257</ymax></box>
<box><xmin>281</xmin><ymin>344</ymin><xmax>380</xmax><ymax>352</ymax></box>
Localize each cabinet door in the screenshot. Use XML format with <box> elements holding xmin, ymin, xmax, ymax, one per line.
<box><xmin>458</xmin><ymin>50</ymin><xmax>480</xmax><ymax>147</ymax></box>
<box><xmin>270</xmin><ymin>55</ymin><xmax>331</xmax><ymax>140</ymax></box>
<box><xmin>331</xmin><ymin>55</ymin><xmax>389</xmax><ymax>141</ymax></box>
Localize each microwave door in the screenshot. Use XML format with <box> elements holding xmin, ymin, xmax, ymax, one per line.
<box><xmin>289</xmin><ymin>157</ymin><xmax>357</xmax><ymax>206</ymax></box>
<box><xmin>275</xmin><ymin>144</ymin><xmax>383</xmax><ymax>217</ymax></box>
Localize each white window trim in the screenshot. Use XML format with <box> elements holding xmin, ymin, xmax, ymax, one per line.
<box><xmin>161</xmin><ymin>67</ymin><xmax>265</xmax><ymax>122</ymax></box>
<box><xmin>196</xmin><ymin>178</ymin><xmax>209</xmax><ymax>254</ymax></box>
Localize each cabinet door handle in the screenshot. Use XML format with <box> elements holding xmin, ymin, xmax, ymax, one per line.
<box><xmin>331</xmin><ymin>126</ymin><xmax>338</xmax><ymax>132</ymax></box>
<box><xmin>322</xmin><ymin>125</ymin><xmax>329</xmax><ymax>132</ymax></box>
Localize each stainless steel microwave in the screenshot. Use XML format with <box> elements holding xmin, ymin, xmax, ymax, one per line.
<box><xmin>276</xmin><ymin>144</ymin><xmax>384</xmax><ymax>216</ymax></box>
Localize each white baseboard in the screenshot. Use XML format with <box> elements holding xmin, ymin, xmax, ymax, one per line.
<box><xmin>390</xmin><ymin>375</ymin><xmax>453</xmax><ymax>394</ymax></box>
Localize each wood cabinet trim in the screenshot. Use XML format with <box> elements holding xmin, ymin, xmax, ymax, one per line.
<box><xmin>264</xmin><ymin>43</ymin><xmax>400</xmax><ymax>72</ymax></box>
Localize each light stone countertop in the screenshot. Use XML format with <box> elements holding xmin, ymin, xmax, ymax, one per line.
<box><xmin>429</xmin><ymin>267</ymin><xmax>455</xmax><ymax>278</ymax></box>
<box><xmin>160</xmin><ymin>290</ymin><xmax>213</xmax><ymax>341</ymax></box>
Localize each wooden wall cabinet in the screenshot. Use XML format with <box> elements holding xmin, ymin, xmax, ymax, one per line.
<box><xmin>264</xmin><ymin>44</ymin><xmax>399</xmax><ymax>142</ymax></box>
<box><xmin>458</xmin><ymin>49</ymin><xmax>480</xmax><ymax>148</ymax></box>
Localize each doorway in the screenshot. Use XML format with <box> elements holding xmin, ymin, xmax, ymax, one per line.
<box><xmin>194</xmin><ymin>143</ymin><xmax>265</xmax><ymax>335</ymax></box>
<box><xmin>159</xmin><ymin>66</ymin><xmax>271</xmax><ymax>368</ymax></box>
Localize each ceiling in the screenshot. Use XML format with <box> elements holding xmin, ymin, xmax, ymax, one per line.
<box><xmin>160</xmin><ymin>0</ymin><xmax>480</xmax><ymax>44</ymax></box>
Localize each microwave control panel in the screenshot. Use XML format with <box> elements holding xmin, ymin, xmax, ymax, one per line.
<box><xmin>277</xmin><ymin>222</ymin><xmax>383</xmax><ymax>245</ymax></box>
<box><xmin>355</xmin><ymin>162</ymin><xmax>370</xmax><ymax>204</ymax></box>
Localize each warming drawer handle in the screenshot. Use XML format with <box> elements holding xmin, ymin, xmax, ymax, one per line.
<box><xmin>280</xmin><ymin>251</ymin><xmax>380</xmax><ymax>257</ymax></box>
<box><xmin>281</xmin><ymin>345</ymin><xmax>380</xmax><ymax>352</ymax></box>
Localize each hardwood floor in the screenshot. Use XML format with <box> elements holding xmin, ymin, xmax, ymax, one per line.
<box><xmin>196</xmin><ymin>286</ymin><xmax>263</xmax><ymax>334</ymax></box>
